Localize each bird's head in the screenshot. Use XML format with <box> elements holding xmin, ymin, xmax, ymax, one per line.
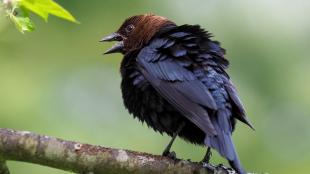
<box><xmin>100</xmin><ymin>14</ymin><xmax>175</xmax><ymax>55</ymax></box>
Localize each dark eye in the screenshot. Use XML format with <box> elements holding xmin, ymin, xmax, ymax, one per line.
<box><xmin>125</xmin><ymin>24</ymin><xmax>135</xmax><ymax>33</ymax></box>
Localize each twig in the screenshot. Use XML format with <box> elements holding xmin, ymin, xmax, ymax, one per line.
<box><xmin>0</xmin><ymin>128</ymin><xmax>231</xmax><ymax>174</ymax></box>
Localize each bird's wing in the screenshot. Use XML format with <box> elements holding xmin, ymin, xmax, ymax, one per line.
<box><xmin>169</xmin><ymin>24</ymin><xmax>254</xmax><ymax>130</ymax></box>
<box><xmin>224</xmin><ymin>80</ymin><xmax>254</xmax><ymax>129</ymax></box>
<box><xmin>136</xmin><ymin>34</ymin><xmax>219</xmax><ymax>136</ymax></box>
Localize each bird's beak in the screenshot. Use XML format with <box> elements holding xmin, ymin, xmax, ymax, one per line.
<box><xmin>100</xmin><ymin>32</ymin><xmax>124</xmax><ymax>54</ymax></box>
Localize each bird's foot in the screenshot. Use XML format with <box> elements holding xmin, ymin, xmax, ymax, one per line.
<box><xmin>201</xmin><ymin>148</ymin><xmax>212</xmax><ymax>164</ymax></box>
<box><xmin>202</xmin><ymin>162</ymin><xmax>216</xmax><ymax>171</ymax></box>
<box><xmin>162</xmin><ymin>150</ymin><xmax>177</xmax><ymax>160</ymax></box>
<box><xmin>215</xmin><ymin>164</ymin><xmax>237</xmax><ymax>174</ymax></box>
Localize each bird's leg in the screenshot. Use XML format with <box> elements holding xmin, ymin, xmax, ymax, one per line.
<box><xmin>201</xmin><ymin>147</ymin><xmax>212</xmax><ymax>163</ymax></box>
<box><xmin>162</xmin><ymin>134</ymin><xmax>177</xmax><ymax>159</ymax></box>
<box><xmin>162</xmin><ymin>122</ymin><xmax>185</xmax><ymax>159</ymax></box>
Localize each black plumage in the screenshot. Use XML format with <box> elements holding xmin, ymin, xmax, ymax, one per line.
<box><xmin>101</xmin><ymin>14</ymin><xmax>253</xmax><ymax>174</ymax></box>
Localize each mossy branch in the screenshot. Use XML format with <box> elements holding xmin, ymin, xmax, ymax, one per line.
<box><xmin>0</xmin><ymin>128</ymin><xmax>233</xmax><ymax>174</ymax></box>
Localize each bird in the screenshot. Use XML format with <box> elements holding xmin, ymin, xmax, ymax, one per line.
<box><xmin>100</xmin><ymin>14</ymin><xmax>254</xmax><ymax>174</ymax></box>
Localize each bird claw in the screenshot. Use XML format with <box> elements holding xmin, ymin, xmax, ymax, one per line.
<box><xmin>202</xmin><ymin>162</ymin><xmax>216</xmax><ymax>170</ymax></box>
<box><xmin>215</xmin><ymin>164</ymin><xmax>237</xmax><ymax>174</ymax></box>
<box><xmin>162</xmin><ymin>151</ymin><xmax>177</xmax><ymax>160</ymax></box>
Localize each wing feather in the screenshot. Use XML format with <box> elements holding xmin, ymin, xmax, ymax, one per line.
<box><xmin>136</xmin><ymin>36</ymin><xmax>219</xmax><ymax>136</ymax></box>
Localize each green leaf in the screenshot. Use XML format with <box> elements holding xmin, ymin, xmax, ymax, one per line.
<box><xmin>1</xmin><ymin>0</ymin><xmax>78</xmax><ymax>33</ymax></box>
<box><xmin>9</xmin><ymin>14</ymin><xmax>35</xmax><ymax>33</ymax></box>
<box><xmin>19</xmin><ymin>0</ymin><xmax>78</xmax><ymax>23</ymax></box>
<box><xmin>19</xmin><ymin>0</ymin><xmax>49</xmax><ymax>21</ymax></box>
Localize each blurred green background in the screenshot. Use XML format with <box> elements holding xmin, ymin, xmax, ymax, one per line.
<box><xmin>1</xmin><ymin>0</ymin><xmax>310</xmax><ymax>173</ymax></box>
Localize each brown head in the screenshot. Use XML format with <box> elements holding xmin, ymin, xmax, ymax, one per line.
<box><xmin>100</xmin><ymin>14</ymin><xmax>175</xmax><ymax>55</ymax></box>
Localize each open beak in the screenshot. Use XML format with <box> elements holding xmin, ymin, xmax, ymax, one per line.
<box><xmin>100</xmin><ymin>32</ymin><xmax>124</xmax><ymax>54</ymax></box>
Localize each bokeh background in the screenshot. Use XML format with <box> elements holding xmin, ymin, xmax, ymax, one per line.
<box><xmin>1</xmin><ymin>0</ymin><xmax>310</xmax><ymax>173</ymax></box>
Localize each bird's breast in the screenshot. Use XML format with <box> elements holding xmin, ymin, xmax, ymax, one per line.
<box><xmin>120</xmin><ymin>66</ymin><xmax>180</xmax><ymax>134</ymax></box>
<box><xmin>120</xmin><ymin>68</ymin><xmax>206</xmax><ymax>144</ymax></box>
<box><xmin>119</xmin><ymin>54</ymin><xmax>173</xmax><ymax>130</ymax></box>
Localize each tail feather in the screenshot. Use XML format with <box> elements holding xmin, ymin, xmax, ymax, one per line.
<box><xmin>229</xmin><ymin>156</ymin><xmax>246</xmax><ymax>174</ymax></box>
<box><xmin>205</xmin><ymin>109</ymin><xmax>246</xmax><ymax>174</ymax></box>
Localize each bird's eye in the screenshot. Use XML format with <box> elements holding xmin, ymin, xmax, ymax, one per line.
<box><xmin>125</xmin><ymin>24</ymin><xmax>135</xmax><ymax>33</ymax></box>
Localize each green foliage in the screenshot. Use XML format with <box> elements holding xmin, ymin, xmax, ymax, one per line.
<box><xmin>0</xmin><ymin>0</ymin><xmax>78</xmax><ymax>33</ymax></box>
<box><xmin>19</xmin><ymin>0</ymin><xmax>78</xmax><ymax>22</ymax></box>
<box><xmin>9</xmin><ymin>14</ymin><xmax>35</xmax><ymax>32</ymax></box>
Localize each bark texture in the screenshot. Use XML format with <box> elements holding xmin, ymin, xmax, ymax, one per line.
<box><xmin>0</xmin><ymin>128</ymin><xmax>235</xmax><ymax>174</ymax></box>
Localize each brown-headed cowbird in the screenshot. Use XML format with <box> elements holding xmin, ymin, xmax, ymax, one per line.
<box><xmin>101</xmin><ymin>14</ymin><xmax>254</xmax><ymax>174</ymax></box>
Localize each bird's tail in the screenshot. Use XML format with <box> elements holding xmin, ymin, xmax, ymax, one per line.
<box><xmin>204</xmin><ymin>109</ymin><xmax>246</xmax><ymax>174</ymax></box>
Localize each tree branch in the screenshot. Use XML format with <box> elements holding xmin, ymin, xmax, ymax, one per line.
<box><xmin>0</xmin><ymin>128</ymin><xmax>234</xmax><ymax>174</ymax></box>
